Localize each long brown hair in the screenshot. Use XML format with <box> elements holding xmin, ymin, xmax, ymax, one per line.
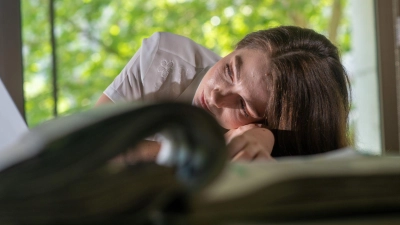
<box><xmin>236</xmin><ymin>26</ymin><xmax>351</xmax><ymax>156</ymax></box>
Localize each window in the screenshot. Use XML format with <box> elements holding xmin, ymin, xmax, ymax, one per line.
<box><xmin>21</xmin><ymin>0</ymin><xmax>351</xmax><ymax>127</ymax></box>
<box><xmin>5</xmin><ymin>0</ymin><xmax>392</xmax><ymax>154</ymax></box>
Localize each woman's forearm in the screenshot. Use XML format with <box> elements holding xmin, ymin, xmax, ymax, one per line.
<box><xmin>110</xmin><ymin>140</ymin><xmax>161</xmax><ymax>164</ymax></box>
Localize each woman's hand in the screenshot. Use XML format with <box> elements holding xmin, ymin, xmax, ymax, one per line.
<box><xmin>225</xmin><ymin>124</ymin><xmax>275</xmax><ymax>162</ymax></box>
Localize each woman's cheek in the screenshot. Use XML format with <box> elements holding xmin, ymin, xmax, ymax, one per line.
<box><xmin>217</xmin><ymin>113</ymin><xmax>241</xmax><ymax>130</ymax></box>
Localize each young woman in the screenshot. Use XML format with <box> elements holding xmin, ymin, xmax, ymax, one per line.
<box><xmin>96</xmin><ymin>26</ymin><xmax>351</xmax><ymax>163</ymax></box>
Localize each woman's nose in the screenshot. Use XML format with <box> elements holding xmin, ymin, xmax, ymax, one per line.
<box><xmin>212</xmin><ymin>88</ymin><xmax>236</xmax><ymax>108</ymax></box>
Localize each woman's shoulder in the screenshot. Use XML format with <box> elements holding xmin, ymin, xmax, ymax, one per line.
<box><xmin>142</xmin><ymin>32</ymin><xmax>221</xmax><ymax>68</ymax></box>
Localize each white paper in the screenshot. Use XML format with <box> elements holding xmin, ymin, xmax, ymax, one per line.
<box><xmin>0</xmin><ymin>78</ymin><xmax>28</xmax><ymax>151</ymax></box>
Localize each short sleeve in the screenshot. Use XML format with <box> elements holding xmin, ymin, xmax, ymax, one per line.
<box><xmin>104</xmin><ymin>33</ymin><xmax>161</xmax><ymax>102</ymax></box>
<box><xmin>103</xmin><ymin>32</ymin><xmax>220</xmax><ymax>103</ymax></box>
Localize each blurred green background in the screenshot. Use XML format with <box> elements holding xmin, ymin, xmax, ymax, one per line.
<box><xmin>21</xmin><ymin>0</ymin><xmax>349</xmax><ymax>127</ymax></box>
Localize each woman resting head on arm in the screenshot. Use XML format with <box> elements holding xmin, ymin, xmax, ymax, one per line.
<box><xmin>97</xmin><ymin>25</ymin><xmax>351</xmax><ymax>162</ymax></box>
<box><xmin>191</xmin><ymin>25</ymin><xmax>350</xmax><ymax>160</ymax></box>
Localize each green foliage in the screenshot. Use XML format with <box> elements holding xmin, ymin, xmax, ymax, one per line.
<box><xmin>21</xmin><ymin>0</ymin><xmax>350</xmax><ymax>127</ymax></box>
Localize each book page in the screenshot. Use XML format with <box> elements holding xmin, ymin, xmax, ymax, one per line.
<box><xmin>0</xmin><ymin>78</ymin><xmax>28</xmax><ymax>157</ymax></box>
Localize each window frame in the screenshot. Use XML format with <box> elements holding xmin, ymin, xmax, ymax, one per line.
<box><xmin>0</xmin><ymin>0</ymin><xmax>25</xmax><ymax>121</ymax></box>
<box><xmin>375</xmin><ymin>0</ymin><xmax>400</xmax><ymax>153</ymax></box>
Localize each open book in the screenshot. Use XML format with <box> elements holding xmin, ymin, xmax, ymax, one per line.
<box><xmin>191</xmin><ymin>153</ymin><xmax>400</xmax><ymax>224</ymax></box>
<box><xmin>0</xmin><ymin>99</ymin><xmax>399</xmax><ymax>225</ymax></box>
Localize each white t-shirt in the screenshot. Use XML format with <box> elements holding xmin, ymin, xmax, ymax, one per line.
<box><xmin>104</xmin><ymin>32</ymin><xmax>221</xmax><ymax>104</ymax></box>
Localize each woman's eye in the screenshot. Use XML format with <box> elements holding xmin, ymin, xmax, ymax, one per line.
<box><xmin>240</xmin><ymin>99</ymin><xmax>250</xmax><ymax>118</ymax></box>
<box><xmin>225</xmin><ymin>64</ymin><xmax>233</xmax><ymax>81</ymax></box>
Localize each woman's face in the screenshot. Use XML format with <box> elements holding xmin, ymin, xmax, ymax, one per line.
<box><xmin>193</xmin><ymin>48</ymin><xmax>270</xmax><ymax>129</ymax></box>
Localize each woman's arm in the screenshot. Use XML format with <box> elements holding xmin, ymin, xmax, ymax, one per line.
<box><xmin>95</xmin><ymin>94</ymin><xmax>113</xmax><ymax>106</ymax></box>
<box><xmin>95</xmin><ymin>94</ymin><xmax>274</xmax><ymax>163</ymax></box>
<box><xmin>109</xmin><ymin>140</ymin><xmax>161</xmax><ymax>164</ymax></box>
<box><xmin>95</xmin><ymin>94</ymin><xmax>162</xmax><ymax>164</ymax></box>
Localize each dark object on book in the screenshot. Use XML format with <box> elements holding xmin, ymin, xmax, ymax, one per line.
<box><xmin>0</xmin><ymin>102</ymin><xmax>226</xmax><ymax>225</ymax></box>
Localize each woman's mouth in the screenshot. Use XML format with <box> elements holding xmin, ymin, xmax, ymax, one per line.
<box><xmin>201</xmin><ymin>91</ymin><xmax>211</xmax><ymax>113</ymax></box>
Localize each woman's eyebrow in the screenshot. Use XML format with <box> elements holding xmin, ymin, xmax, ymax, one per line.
<box><xmin>234</xmin><ymin>55</ymin><xmax>242</xmax><ymax>81</ymax></box>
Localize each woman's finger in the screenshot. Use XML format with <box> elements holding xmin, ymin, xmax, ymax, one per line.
<box><xmin>227</xmin><ymin>136</ymin><xmax>248</xmax><ymax>158</ymax></box>
<box><xmin>231</xmin><ymin>146</ymin><xmax>260</xmax><ymax>161</ymax></box>
<box><xmin>232</xmin><ymin>149</ymin><xmax>275</xmax><ymax>162</ymax></box>
<box><xmin>253</xmin><ymin>151</ymin><xmax>276</xmax><ymax>162</ymax></box>
<box><xmin>232</xmin><ymin>151</ymin><xmax>252</xmax><ymax>161</ymax></box>
<box><xmin>224</xmin><ymin>124</ymin><xmax>260</xmax><ymax>143</ymax></box>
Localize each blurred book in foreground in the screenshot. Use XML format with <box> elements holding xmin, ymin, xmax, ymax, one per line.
<box><xmin>0</xmin><ymin>101</ymin><xmax>399</xmax><ymax>225</ymax></box>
